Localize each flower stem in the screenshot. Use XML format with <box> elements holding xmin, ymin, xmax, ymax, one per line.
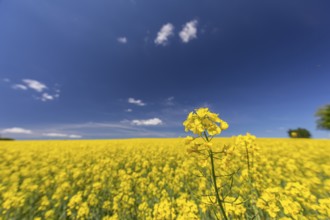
<box><xmin>209</xmin><ymin>149</ymin><xmax>228</xmax><ymax>220</ymax></box>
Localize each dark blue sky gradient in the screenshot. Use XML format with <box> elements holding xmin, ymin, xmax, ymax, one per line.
<box><xmin>1</xmin><ymin>0</ymin><xmax>330</xmax><ymax>139</ymax></box>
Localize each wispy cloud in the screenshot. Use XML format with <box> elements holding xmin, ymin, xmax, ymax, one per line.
<box><xmin>131</xmin><ymin>118</ymin><xmax>163</xmax><ymax>126</ymax></box>
<box><xmin>38</xmin><ymin>90</ymin><xmax>60</xmax><ymax>102</ymax></box>
<box><xmin>2</xmin><ymin>127</ymin><xmax>32</xmax><ymax>134</ymax></box>
<box><xmin>43</xmin><ymin>133</ymin><xmax>82</xmax><ymax>139</ymax></box>
<box><xmin>12</xmin><ymin>84</ymin><xmax>28</xmax><ymax>90</ymax></box>
<box><xmin>164</xmin><ymin>96</ymin><xmax>175</xmax><ymax>106</ymax></box>
<box><xmin>117</xmin><ymin>37</ymin><xmax>128</xmax><ymax>44</ymax></box>
<box><xmin>68</xmin><ymin>134</ymin><xmax>82</xmax><ymax>138</ymax></box>
<box><xmin>9</xmin><ymin>79</ymin><xmax>60</xmax><ymax>102</ymax></box>
<box><xmin>60</xmin><ymin>122</ymin><xmax>141</xmax><ymax>130</ymax></box>
<box><xmin>128</xmin><ymin>98</ymin><xmax>146</xmax><ymax>106</ymax></box>
<box><xmin>4</xmin><ymin>119</ymin><xmax>174</xmax><ymax>139</ymax></box>
<box><xmin>40</xmin><ymin>93</ymin><xmax>55</xmax><ymax>102</ymax></box>
<box><xmin>3</xmin><ymin>78</ymin><xmax>10</xmax><ymax>83</ymax></box>
<box><xmin>43</xmin><ymin>121</ymin><xmax>176</xmax><ymax>138</ymax></box>
<box><xmin>179</xmin><ymin>20</ymin><xmax>198</xmax><ymax>43</ymax></box>
<box><xmin>22</xmin><ymin>79</ymin><xmax>47</xmax><ymax>92</ymax></box>
<box><xmin>125</xmin><ymin>108</ymin><xmax>133</xmax><ymax>112</ymax></box>
<box><xmin>155</xmin><ymin>23</ymin><xmax>174</xmax><ymax>46</ymax></box>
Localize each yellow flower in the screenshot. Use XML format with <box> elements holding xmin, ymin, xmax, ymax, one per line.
<box><xmin>207</xmin><ymin>124</ymin><xmax>221</xmax><ymax>136</ymax></box>
<box><xmin>208</xmin><ymin>112</ymin><xmax>221</xmax><ymax>123</ymax></box>
<box><xmin>183</xmin><ymin>112</ymin><xmax>194</xmax><ymax>132</ymax></box>
<box><xmin>190</xmin><ymin>119</ymin><xmax>204</xmax><ymax>135</ymax></box>
<box><xmin>102</xmin><ymin>201</ymin><xmax>111</xmax><ymax>210</ymax></box>
<box><xmin>77</xmin><ymin>202</ymin><xmax>89</xmax><ymax>219</ymax></box>
<box><xmin>183</xmin><ymin>107</ymin><xmax>229</xmax><ymax>137</ymax></box>
<box><xmin>196</xmin><ymin>107</ymin><xmax>209</xmax><ymax>117</ymax></box>
<box><xmin>203</xmin><ymin>142</ymin><xmax>213</xmax><ymax>149</ymax></box>
<box><xmin>45</xmin><ymin>210</ymin><xmax>54</xmax><ymax>219</ymax></box>
<box><xmin>184</xmin><ymin>136</ymin><xmax>194</xmax><ymax>145</ymax></box>
<box><xmin>220</xmin><ymin>121</ymin><xmax>229</xmax><ymax>130</ymax></box>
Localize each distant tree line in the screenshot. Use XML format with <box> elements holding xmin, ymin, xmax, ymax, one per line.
<box><xmin>287</xmin><ymin>104</ymin><xmax>330</xmax><ymax>139</ymax></box>
<box><xmin>0</xmin><ymin>134</ymin><xmax>14</xmax><ymax>141</ymax></box>
<box><xmin>288</xmin><ymin>128</ymin><xmax>311</xmax><ymax>138</ymax></box>
<box><xmin>0</xmin><ymin>137</ymin><xmax>14</xmax><ymax>141</ymax></box>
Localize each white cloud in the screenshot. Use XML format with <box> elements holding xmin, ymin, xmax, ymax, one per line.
<box><xmin>12</xmin><ymin>84</ymin><xmax>28</xmax><ymax>90</ymax></box>
<box><xmin>22</xmin><ymin>79</ymin><xmax>47</xmax><ymax>92</ymax></box>
<box><xmin>117</xmin><ymin>37</ymin><xmax>128</xmax><ymax>44</ymax></box>
<box><xmin>40</xmin><ymin>93</ymin><xmax>54</xmax><ymax>102</ymax></box>
<box><xmin>131</xmin><ymin>118</ymin><xmax>163</xmax><ymax>126</ymax></box>
<box><xmin>125</xmin><ymin>109</ymin><xmax>133</xmax><ymax>112</ymax></box>
<box><xmin>128</xmin><ymin>98</ymin><xmax>146</xmax><ymax>106</ymax></box>
<box><xmin>43</xmin><ymin>133</ymin><xmax>82</xmax><ymax>139</ymax></box>
<box><xmin>154</xmin><ymin>23</ymin><xmax>174</xmax><ymax>46</ymax></box>
<box><xmin>179</xmin><ymin>20</ymin><xmax>198</xmax><ymax>43</ymax></box>
<box><xmin>10</xmin><ymin>79</ymin><xmax>59</xmax><ymax>102</ymax></box>
<box><xmin>53</xmin><ymin>89</ymin><xmax>61</xmax><ymax>98</ymax></box>
<box><xmin>3</xmin><ymin>78</ymin><xmax>10</xmax><ymax>83</ymax></box>
<box><xmin>68</xmin><ymin>134</ymin><xmax>82</xmax><ymax>139</ymax></box>
<box><xmin>43</xmin><ymin>133</ymin><xmax>67</xmax><ymax>137</ymax></box>
<box><xmin>2</xmin><ymin>127</ymin><xmax>32</xmax><ymax>134</ymax></box>
<box><xmin>39</xmin><ymin>90</ymin><xmax>60</xmax><ymax>102</ymax></box>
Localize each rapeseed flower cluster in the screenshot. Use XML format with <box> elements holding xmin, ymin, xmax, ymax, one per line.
<box><xmin>183</xmin><ymin>108</ymin><xmax>259</xmax><ymax>219</ymax></box>
<box><xmin>183</xmin><ymin>107</ymin><xmax>228</xmax><ymax>137</ymax></box>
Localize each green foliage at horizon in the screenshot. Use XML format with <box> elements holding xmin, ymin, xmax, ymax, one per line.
<box><xmin>316</xmin><ymin>104</ymin><xmax>330</xmax><ymax>131</ymax></box>
<box><xmin>288</xmin><ymin>128</ymin><xmax>311</xmax><ymax>138</ymax></box>
<box><xmin>0</xmin><ymin>137</ymin><xmax>14</xmax><ymax>141</ymax></box>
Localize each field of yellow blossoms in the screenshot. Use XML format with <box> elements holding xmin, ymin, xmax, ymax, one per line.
<box><xmin>0</xmin><ymin>138</ymin><xmax>330</xmax><ymax>219</ymax></box>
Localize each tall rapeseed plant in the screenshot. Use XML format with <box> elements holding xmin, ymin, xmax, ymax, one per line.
<box><xmin>183</xmin><ymin>107</ymin><xmax>260</xmax><ymax>219</ymax></box>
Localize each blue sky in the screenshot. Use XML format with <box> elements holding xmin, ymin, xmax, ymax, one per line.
<box><xmin>1</xmin><ymin>0</ymin><xmax>330</xmax><ymax>139</ymax></box>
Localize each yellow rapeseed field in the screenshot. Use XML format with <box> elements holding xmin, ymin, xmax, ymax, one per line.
<box><xmin>0</xmin><ymin>138</ymin><xmax>330</xmax><ymax>219</ymax></box>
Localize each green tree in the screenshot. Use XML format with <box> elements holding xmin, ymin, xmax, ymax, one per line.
<box><xmin>288</xmin><ymin>128</ymin><xmax>311</xmax><ymax>138</ymax></box>
<box><xmin>0</xmin><ymin>134</ymin><xmax>14</xmax><ymax>141</ymax></box>
<box><xmin>316</xmin><ymin>104</ymin><xmax>330</xmax><ymax>130</ymax></box>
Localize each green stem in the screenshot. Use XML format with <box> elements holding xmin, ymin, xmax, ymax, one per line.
<box><xmin>245</xmin><ymin>142</ymin><xmax>261</xmax><ymax>220</ymax></box>
<box><xmin>204</xmin><ymin>131</ymin><xmax>209</xmax><ymax>142</ymax></box>
<box><xmin>209</xmin><ymin>150</ymin><xmax>228</xmax><ymax>220</ymax></box>
<box><xmin>245</xmin><ymin>143</ymin><xmax>251</xmax><ymax>179</ymax></box>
